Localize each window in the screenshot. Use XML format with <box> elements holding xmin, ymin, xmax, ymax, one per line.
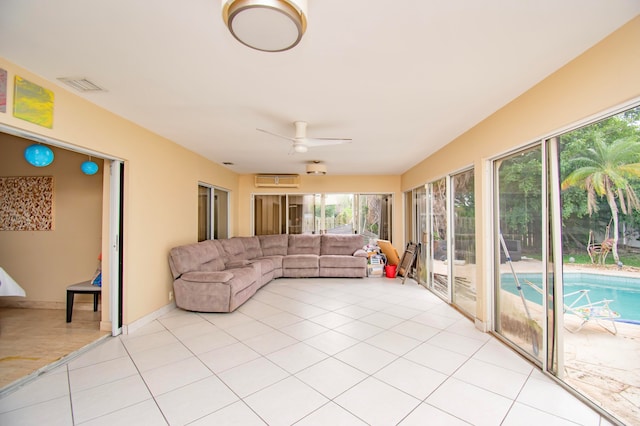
<box><xmin>198</xmin><ymin>184</ymin><xmax>229</xmax><ymax>241</ymax></box>
<box><xmin>254</xmin><ymin>193</ymin><xmax>392</xmax><ymax>243</ymax></box>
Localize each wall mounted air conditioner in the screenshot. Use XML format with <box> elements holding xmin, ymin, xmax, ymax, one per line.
<box><xmin>254</xmin><ymin>174</ymin><xmax>300</xmax><ymax>188</ymax></box>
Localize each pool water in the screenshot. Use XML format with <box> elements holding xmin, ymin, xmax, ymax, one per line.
<box><xmin>500</xmin><ymin>272</ymin><xmax>640</xmax><ymax>322</ymax></box>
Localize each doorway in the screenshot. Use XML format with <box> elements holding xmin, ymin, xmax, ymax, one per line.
<box><xmin>0</xmin><ymin>125</ymin><xmax>124</xmax><ymax>390</ymax></box>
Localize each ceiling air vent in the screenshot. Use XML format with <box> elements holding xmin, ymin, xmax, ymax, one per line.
<box><xmin>254</xmin><ymin>174</ymin><xmax>300</xmax><ymax>188</ymax></box>
<box><xmin>57</xmin><ymin>77</ymin><xmax>106</xmax><ymax>92</ymax></box>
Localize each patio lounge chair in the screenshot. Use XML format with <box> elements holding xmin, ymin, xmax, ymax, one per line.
<box><xmin>523</xmin><ymin>280</ymin><xmax>620</xmax><ymax>335</ymax></box>
<box><xmin>563</xmin><ymin>289</ymin><xmax>619</xmax><ymax>335</ymax></box>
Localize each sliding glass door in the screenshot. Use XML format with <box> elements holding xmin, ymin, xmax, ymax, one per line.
<box><xmin>428</xmin><ymin>178</ymin><xmax>450</xmax><ymax>300</ymax></box>
<box><xmin>407</xmin><ymin>174</ymin><xmax>476</xmax><ymax>314</ymax></box>
<box><xmin>287</xmin><ymin>194</ymin><xmax>318</xmax><ymax>234</ymax></box>
<box><xmin>254</xmin><ymin>195</ymin><xmax>286</xmax><ymax>235</ymax></box>
<box><xmin>451</xmin><ymin>169</ymin><xmax>476</xmax><ymax>316</ymax></box>
<box><xmin>356</xmin><ymin>194</ymin><xmax>392</xmax><ymax>244</ymax></box>
<box><xmin>490</xmin><ymin>104</ymin><xmax>640</xmax><ymax>425</ymax></box>
<box><xmin>414</xmin><ymin>186</ymin><xmax>428</xmax><ymax>284</ymax></box>
<box><xmin>255</xmin><ymin>193</ymin><xmax>392</xmax><ymax>239</ymax></box>
<box><xmin>554</xmin><ymin>106</ymin><xmax>640</xmax><ymax>424</ymax></box>
<box><xmin>494</xmin><ymin>146</ymin><xmax>544</xmax><ymax>362</ymax></box>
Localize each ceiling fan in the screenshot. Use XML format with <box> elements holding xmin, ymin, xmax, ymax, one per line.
<box><xmin>257</xmin><ymin>121</ymin><xmax>351</xmax><ymax>153</ymax></box>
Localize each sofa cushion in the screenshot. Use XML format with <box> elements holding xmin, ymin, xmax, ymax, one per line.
<box><xmin>319</xmin><ymin>255</ymin><xmax>367</xmax><ymax>269</ymax></box>
<box><xmin>288</xmin><ymin>234</ymin><xmax>321</xmax><ymax>255</ymax></box>
<box><xmin>259</xmin><ymin>234</ymin><xmax>288</xmax><ymax>256</ymax></box>
<box><xmin>169</xmin><ymin>240</ymin><xmax>225</xmax><ymax>279</ymax></box>
<box><xmin>251</xmin><ymin>258</ymin><xmax>275</xmax><ymax>274</ymax></box>
<box><xmin>320</xmin><ymin>234</ymin><xmax>365</xmax><ymax>256</ymax></box>
<box><xmin>221</xmin><ymin>238</ymin><xmax>249</xmax><ymax>262</ymax></box>
<box><xmin>239</xmin><ymin>236</ymin><xmax>263</xmax><ymax>259</ymax></box>
<box><xmin>210</xmin><ymin>239</ymin><xmax>227</xmax><ymax>263</ymax></box>
<box><xmin>282</xmin><ymin>254</ymin><xmax>319</xmax><ymax>269</ymax></box>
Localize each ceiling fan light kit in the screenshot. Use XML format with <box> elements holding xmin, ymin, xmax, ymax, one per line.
<box><xmin>306</xmin><ymin>162</ymin><xmax>326</xmax><ymax>175</ymax></box>
<box><xmin>221</xmin><ymin>0</ymin><xmax>308</xmax><ymax>52</ymax></box>
<box><xmin>293</xmin><ymin>143</ymin><xmax>308</xmax><ymax>153</ymax></box>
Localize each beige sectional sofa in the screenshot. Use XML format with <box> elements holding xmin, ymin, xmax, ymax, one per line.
<box><xmin>168</xmin><ymin>234</ymin><xmax>367</xmax><ymax>313</ymax></box>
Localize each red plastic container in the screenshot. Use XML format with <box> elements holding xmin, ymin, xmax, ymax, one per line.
<box><xmin>385</xmin><ymin>264</ymin><xmax>397</xmax><ymax>278</ymax></box>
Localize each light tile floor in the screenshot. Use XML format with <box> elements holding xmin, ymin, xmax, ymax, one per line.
<box><xmin>0</xmin><ymin>278</ymin><xmax>614</xmax><ymax>425</ymax></box>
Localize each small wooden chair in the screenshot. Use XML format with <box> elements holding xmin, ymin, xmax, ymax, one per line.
<box><xmin>587</xmin><ymin>230</ymin><xmax>614</xmax><ymax>264</ymax></box>
<box><xmin>66</xmin><ymin>280</ymin><xmax>101</xmax><ymax>322</ymax></box>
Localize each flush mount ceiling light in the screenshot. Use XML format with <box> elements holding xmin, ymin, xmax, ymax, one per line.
<box><xmin>306</xmin><ymin>161</ymin><xmax>326</xmax><ymax>175</ymax></box>
<box><xmin>221</xmin><ymin>0</ymin><xmax>308</xmax><ymax>52</ymax></box>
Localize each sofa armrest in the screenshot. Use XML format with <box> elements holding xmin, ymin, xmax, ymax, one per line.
<box><xmin>180</xmin><ymin>271</ymin><xmax>234</xmax><ymax>283</ymax></box>
<box><xmin>225</xmin><ymin>259</ymin><xmax>251</xmax><ymax>268</ymax></box>
<box><xmin>353</xmin><ymin>249</ymin><xmax>368</xmax><ymax>258</ymax></box>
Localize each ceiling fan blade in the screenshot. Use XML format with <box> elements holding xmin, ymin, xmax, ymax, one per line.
<box><xmin>308</xmin><ymin>137</ymin><xmax>352</xmax><ymax>141</ymax></box>
<box><xmin>305</xmin><ymin>138</ymin><xmax>352</xmax><ymax>147</ymax></box>
<box><xmin>258</xmin><ymin>123</ymin><xmax>351</xmax><ymax>151</ymax></box>
<box><xmin>257</xmin><ymin>128</ymin><xmax>297</xmax><ymax>142</ymax></box>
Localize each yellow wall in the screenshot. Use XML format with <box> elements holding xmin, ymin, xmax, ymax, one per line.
<box><xmin>401</xmin><ymin>16</ymin><xmax>640</xmax><ymax>322</ymax></box>
<box><xmin>238</xmin><ymin>174</ymin><xmax>404</xmax><ymax>248</ymax></box>
<box><xmin>0</xmin><ymin>59</ymin><xmax>239</xmax><ymax>325</ymax></box>
<box><xmin>0</xmin><ymin>133</ymin><xmax>103</xmax><ymax>305</ymax></box>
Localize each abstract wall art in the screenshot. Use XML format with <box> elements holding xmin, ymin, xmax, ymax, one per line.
<box><xmin>0</xmin><ymin>68</ymin><xmax>7</xmax><ymax>113</ymax></box>
<box><xmin>13</xmin><ymin>76</ymin><xmax>54</xmax><ymax>128</ymax></box>
<box><xmin>0</xmin><ymin>176</ymin><xmax>54</xmax><ymax>231</ymax></box>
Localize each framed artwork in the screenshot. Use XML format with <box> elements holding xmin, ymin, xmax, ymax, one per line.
<box><xmin>0</xmin><ymin>68</ymin><xmax>7</xmax><ymax>113</ymax></box>
<box><xmin>0</xmin><ymin>176</ymin><xmax>54</xmax><ymax>231</ymax></box>
<box><xmin>13</xmin><ymin>76</ymin><xmax>54</xmax><ymax>128</ymax></box>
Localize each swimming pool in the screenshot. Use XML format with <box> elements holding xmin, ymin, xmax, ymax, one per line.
<box><xmin>500</xmin><ymin>272</ymin><xmax>640</xmax><ymax>323</ymax></box>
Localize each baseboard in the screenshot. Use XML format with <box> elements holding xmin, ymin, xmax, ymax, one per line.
<box><xmin>122</xmin><ymin>301</ymin><xmax>176</xmax><ymax>335</ymax></box>
<box><xmin>99</xmin><ymin>320</ymin><xmax>112</xmax><ymax>332</ymax></box>
<box><xmin>0</xmin><ymin>299</ymin><xmax>99</xmax><ymax>311</ymax></box>
<box><xmin>475</xmin><ymin>317</ymin><xmax>489</xmax><ymax>332</ymax></box>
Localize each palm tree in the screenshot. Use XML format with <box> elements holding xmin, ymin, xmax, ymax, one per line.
<box><xmin>561</xmin><ymin>137</ymin><xmax>640</xmax><ymax>263</ymax></box>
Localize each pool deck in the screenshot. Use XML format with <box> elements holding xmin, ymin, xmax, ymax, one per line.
<box><xmin>503</xmin><ymin>258</ymin><xmax>640</xmax><ymax>423</ymax></box>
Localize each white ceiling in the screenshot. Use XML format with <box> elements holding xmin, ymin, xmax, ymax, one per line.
<box><xmin>1</xmin><ymin>1</ymin><xmax>639</xmax><ymax>175</ymax></box>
